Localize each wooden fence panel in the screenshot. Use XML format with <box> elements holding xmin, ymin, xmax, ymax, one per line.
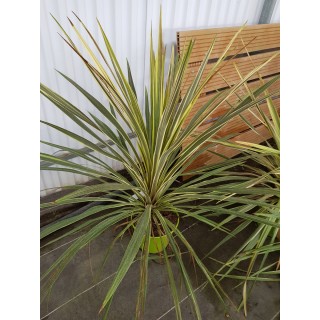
<box><xmin>177</xmin><ymin>23</ymin><xmax>280</xmax><ymax>172</ymax></box>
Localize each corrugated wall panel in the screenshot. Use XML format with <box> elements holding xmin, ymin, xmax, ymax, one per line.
<box><xmin>41</xmin><ymin>0</ymin><xmax>276</xmax><ymax>196</ymax></box>
<box><xmin>270</xmin><ymin>0</ymin><xmax>280</xmax><ymax>23</ymax></box>
<box><xmin>40</xmin><ymin>0</ymin><xmax>148</xmax><ymax>196</ymax></box>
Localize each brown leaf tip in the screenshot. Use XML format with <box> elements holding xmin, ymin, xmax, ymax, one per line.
<box><xmin>67</xmin><ymin>17</ymin><xmax>74</xmax><ymax>26</ymax></box>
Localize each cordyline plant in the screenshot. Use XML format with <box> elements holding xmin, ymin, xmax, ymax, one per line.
<box><xmin>204</xmin><ymin>75</ymin><xmax>280</xmax><ymax>316</ymax></box>
<box><xmin>40</xmin><ymin>12</ymin><xmax>280</xmax><ymax>319</ymax></box>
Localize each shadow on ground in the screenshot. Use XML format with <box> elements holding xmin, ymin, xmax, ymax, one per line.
<box><xmin>40</xmin><ymin>215</ymin><xmax>279</xmax><ymax>320</ymax></box>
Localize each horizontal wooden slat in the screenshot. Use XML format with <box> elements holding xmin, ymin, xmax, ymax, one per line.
<box><xmin>180</xmin><ymin>30</ymin><xmax>280</xmax><ymax>48</ymax></box>
<box><xmin>181</xmin><ymin>51</ymin><xmax>280</xmax><ymax>96</ymax></box>
<box><xmin>178</xmin><ymin>23</ymin><xmax>279</xmax><ymax>39</ymax></box>
<box><xmin>183</xmin><ymin>34</ymin><xmax>280</xmax><ymax>62</ymax></box>
<box><xmin>178</xmin><ymin>28</ymin><xmax>280</xmax><ymax>56</ymax></box>
<box><xmin>183</xmin><ymin>78</ymin><xmax>280</xmax><ymax>128</ymax></box>
<box><xmin>184</xmin><ymin>123</ymin><xmax>272</xmax><ymax>172</ymax></box>
<box><xmin>178</xmin><ymin>23</ymin><xmax>280</xmax><ymax>64</ymax></box>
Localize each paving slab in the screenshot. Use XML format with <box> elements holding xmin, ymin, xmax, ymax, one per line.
<box><xmin>41</xmin><ymin>216</ymin><xmax>279</xmax><ymax>320</ymax></box>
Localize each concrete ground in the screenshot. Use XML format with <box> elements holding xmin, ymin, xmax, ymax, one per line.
<box><xmin>40</xmin><ymin>216</ymin><xmax>279</xmax><ymax>320</ymax></box>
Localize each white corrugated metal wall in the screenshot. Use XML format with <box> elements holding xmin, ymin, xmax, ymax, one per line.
<box><xmin>270</xmin><ymin>0</ymin><xmax>280</xmax><ymax>23</ymax></box>
<box><xmin>40</xmin><ymin>0</ymin><xmax>280</xmax><ymax>196</ymax></box>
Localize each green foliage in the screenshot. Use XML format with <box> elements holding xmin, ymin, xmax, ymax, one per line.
<box><xmin>207</xmin><ymin>84</ymin><xmax>280</xmax><ymax>316</ymax></box>
<box><xmin>41</xmin><ymin>12</ymin><xmax>279</xmax><ymax>319</ymax></box>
